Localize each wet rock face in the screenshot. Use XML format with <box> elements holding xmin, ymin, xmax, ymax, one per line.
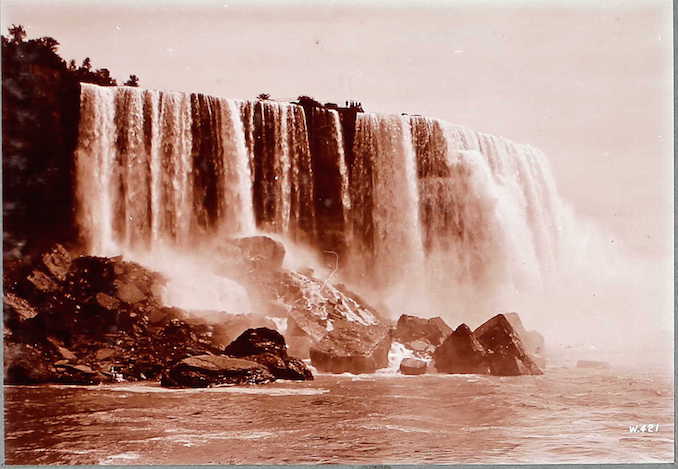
<box><xmin>394</xmin><ymin>314</ymin><xmax>453</xmax><ymax>346</ymax></box>
<box><xmin>3</xmin><ymin>245</ymin><xmax>226</xmax><ymax>384</ymax></box>
<box><xmin>160</xmin><ymin>355</ymin><xmax>274</xmax><ymax>388</ymax></box>
<box><xmin>217</xmin><ymin>235</ymin><xmax>286</xmax><ymax>275</ymax></box>
<box><xmin>400</xmin><ymin>358</ymin><xmax>427</xmax><ymax>375</ymax></box>
<box><xmin>223</xmin><ymin>328</ymin><xmax>313</xmax><ymax>381</ymax></box>
<box><xmin>224</xmin><ymin>327</ymin><xmax>288</xmax><ymax>359</ymax></box>
<box><xmin>433</xmin><ymin>324</ymin><xmax>490</xmax><ymax>375</ymax></box>
<box><xmin>309</xmin><ymin>323</ymin><xmax>391</xmax><ymax>374</ymax></box>
<box><xmin>4</xmin><ymin>343</ymin><xmax>56</xmax><ymax>384</ymax></box>
<box><xmin>473</xmin><ymin>314</ymin><xmax>543</xmax><ymax>376</ymax></box>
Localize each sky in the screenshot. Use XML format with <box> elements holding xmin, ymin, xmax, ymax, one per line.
<box><xmin>3</xmin><ymin>0</ymin><xmax>673</xmax><ymax>263</ymax></box>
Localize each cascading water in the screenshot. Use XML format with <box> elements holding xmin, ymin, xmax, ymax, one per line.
<box><xmin>348</xmin><ymin>113</ymin><xmax>425</xmax><ymax>290</ymax></box>
<box><xmin>240</xmin><ymin>99</ymin><xmax>315</xmax><ymax>243</ymax></box>
<box><xmin>74</xmin><ymin>83</ymin><xmax>572</xmax><ymax>329</ymax></box>
<box><xmin>76</xmin><ymin>84</ymin><xmax>254</xmax><ymax>256</ymax></box>
<box><xmin>75</xmin><ymin>84</ymin><xmax>256</xmax><ymax>313</ymax></box>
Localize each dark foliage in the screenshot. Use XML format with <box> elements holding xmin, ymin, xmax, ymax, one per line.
<box><xmin>124</xmin><ymin>74</ymin><xmax>140</xmax><ymax>87</ymax></box>
<box><xmin>294</xmin><ymin>95</ymin><xmax>323</xmax><ymax>108</ymax></box>
<box><xmin>2</xmin><ymin>25</ymin><xmax>140</xmax><ymax>261</ymax></box>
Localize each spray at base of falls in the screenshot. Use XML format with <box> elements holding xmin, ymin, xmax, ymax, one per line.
<box><xmin>379</xmin><ymin>342</ymin><xmax>433</xmax><ymax>375</ymax></box>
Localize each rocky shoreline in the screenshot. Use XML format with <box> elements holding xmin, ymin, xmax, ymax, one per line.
<box><xmin>4</xmin><ymin>239</ymin><xmax>545</xmax><ymax>387</ymax></box>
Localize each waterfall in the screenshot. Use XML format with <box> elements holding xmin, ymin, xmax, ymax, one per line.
<box><xmin>75</xmin><ymin>84</ymin><xmax>254</xmax><ymax>256</ymax></box>
<box><xmin>74</xmin><ymin>83</ymin><xmax>569</xmax><ymax>322</ymax></box>
<box><xmin>349</xmin><ymin>113</ymin><xmax>425</xmax><ymax>289</ymax></box>
<box><xmin>240</xmin><ymin>100</ymin><xmax>315</xmax><ymax>243</ymax></box>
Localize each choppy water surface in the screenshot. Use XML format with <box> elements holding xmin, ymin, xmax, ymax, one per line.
<box><xmin>5</xmin><ymin>367</ymin><xmax>673</xmax><ymax>464</ymax></box>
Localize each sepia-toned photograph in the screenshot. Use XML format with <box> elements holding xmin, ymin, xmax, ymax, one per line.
<box><xmin>2</xmin><ymin>0</ymin><xmax>674</xmax><ymax>465</ymax></box>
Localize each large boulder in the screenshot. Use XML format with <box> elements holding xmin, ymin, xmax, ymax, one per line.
<box><xmin>310</xmin><ymin>323</ymin><xmax>391</xmax><ymax>374</ymax></box>
<box><xmin>394</xmin><ymin>314</ymin><xmax>453</xmax><ymax>346</ymax></box>
<box><xmin>161</xmin><ymin>355</ymin><xmax>274</xmax><ymax>388</ymax></box>
<box><xmin>41</xmin><ymin>244</ymin><xmax>72</xmax><ymax>282</ymax></box>
<box><xmin>222</xmin><ymin>235</ymin><xmax>286</xmax><ymax>272</ymax></box>
<box><xmin>224</xmin><ymin>327</ymin><xmax>289</xmax><ymax>358</ymax></box>
<box><xmin>473</xmin><ymin>314</ymin><xmax>543</xmax><ymax>376</ymax></box>
<box><xmin>499</xmin><ymin>312</ymin><xmax>546</xmax><ymax>368</ymax></box>
<box><xmin>399</xmin><ymin>358</ymin><xmax>427</xmax><ymax>375</ymax></box>
<box><xmin>276</xmin><ymin>271</ymin><xmax>382</xmax><ymax>342</ymax></box>
<box><xmin>433</xmin><ymin>324</ymin><xmax>491</xmax><ymax>374</ymax></box>
<box><xmin>223</xmin><ymin>328</ymin><xmax>313</xmax><ymax>381</ymax></box>
<box><xmin>4</xmin><ymin>343</ymin><xmax>55</xmax><ymax>384</ymax></box>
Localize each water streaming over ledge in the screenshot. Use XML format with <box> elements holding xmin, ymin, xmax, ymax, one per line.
<box><xmin>75</xmin><ymin>83</ymin><xmax>569</xmax><ymax>318</ymax></box>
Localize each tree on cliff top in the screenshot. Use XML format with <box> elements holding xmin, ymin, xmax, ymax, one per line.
<box><xmin>2</xmin><ymin>25</ymin><xmax>141</xmax><ymax>261</ymax></box>
<box><xmin>124</xmin><ymin>74</ymin><xmax>140</xmax><ymax>87</ymax></box>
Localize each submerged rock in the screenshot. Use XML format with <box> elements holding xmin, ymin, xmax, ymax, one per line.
<box><xmin>433</xmin><ymin>324</ymin><xmax>490</xmax><ymax>374</ymax></box>
<box><xmin>399</xmin><ymin>357</ymin><xmax>427</xmax><ymax>375</ymax></box>
<box><xmin>310</xmin><ymin>323</ymin><xmax>391</xmax><ymax>374</ymax></box>
<box><xmin>576</xmin><ymin>360</ymin><xmax>610</xmax><ymax>369</ymax></box>
<box><xmin>473</xmin><ymin>314</ymin><xmax>543</xmax><ymax>376</ymax></box>
<box><xmin>161</xmin><ymin>355</ymin><xmax>274</xmax><ymax>388</ymax></box>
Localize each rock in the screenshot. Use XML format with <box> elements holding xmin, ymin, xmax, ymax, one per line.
<box><xmin>285</xmin><ymin>333</ymin><xmax>314</xmax><ymax>359</ymax></box>
<box><xmin>27</xmin><ymin>269</ymin><xmax>58</xmax><ymax>292</ymax></box>
<box><xmin>576</xmin><ymin>360</ymin><xmax>610</xmax><ymax>369</ymax></box>
<box><xmin>407</xmin><ymin>339</ymin><xmax>436</xmax><ymax>356</ymax></box>
<box><xmin>493</xmin><ymin>312</ymin><xmax>546</xmax><ymax>368</ymax></box>
<box><xmin>523</xmin><ymin>330</ymin><xmax>546</xmax><ymax>368</ymax></box>
<box><xmin>274</xmin><ymin>270</ymin><xmax>382</xmax><ymax>345</ymax></box>
<box><xmin>433</xmin><ymin>324</ymin><xmax>490</xmax><ymax>374</ymax></box>
<box><xmin>41</xmin><ymin>244</ymin><xmax>71</xmax><ymax>281</ymax></box>
<box><xmin>224</xmin><ymin>327</ymin><xmax>288</xmax><ymax>359</ymax></box>
<box><xmin>399</xmin><ymin>358</ymin><xmax>427</xmax><ymax>375</ymax></box>
<box><xmin>310</xmin><ymin>323</ymin><xmax>391</xmax><ymax>374</ymax></box>
<box><xmin>239</xmin><ymin>352</ymin><xmax>313</xmax><ymax>381</ymax></box>
<box><xmin>54</xmin><ymin>363</ymin><xmax>101</xmax><ymax>384</ymax></box>
<box><xmin>4</xmin><ymin>292</ymin><xmax>38</xmax><ymax>322</ymax></box>
<box><xmin>4</xmin><ymin>343</ymin><xmax>55</xmax><ymax>384</ymax></box>
<box><xmin>96</xmin><ymin>292</ymin><xmax>121</xmax><ymax>311</ymax></box>
<box><xmin>95</xmin><ymin>348</ymin><xmax>116</xmax><ymax>361</ymax></box>
<box><xmin>115</xmin><ymin>281</ymin><xmax>146</xmax><ymax>304</ymax></box>
<box><xmin>231</xmin><ymin>235</ymin><xmax>286</xmax><ymax>271</ymax></box>
<box><xmin>46</xmin><ymin>337</ymin><xmax>78</xmax><ymax>361</ymax></box>
<box><xmin>55</xmin><ymin>345</ymin><xmax>77</xmax><ymax>361</ymax></box>
<box><xmin>224</xmin><ymin>328</ymin><xmax>313</xmax><ymax>381</ymax></box>
<box><xmin>161</xmin><ymin>355</ymin><xmax>274</xmax><ymax>388</ymax></box>
<box><xmin>394</xmin><ymin>314</ymin><xmax>453</xmax><ymax>346</ymax></box>
<box><xmin>473</xmin><ymin>314</ymin><xmax>542</xmax><ymax>376</ymax></box>
<box><xmin>285</xmin><ymin>357</ymin><xmax>314</xmax><ymax>380</ymax></box>
<box><xmin>523</xmin><ymin>330</ymin><xmax>545</xmax><ymax>355</ymax></box>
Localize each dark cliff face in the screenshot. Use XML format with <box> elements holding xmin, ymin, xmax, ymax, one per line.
<box><xmin>2</xmin><ymin>58</ymin><xmax>81</xmax><ymax>262</ymax></box>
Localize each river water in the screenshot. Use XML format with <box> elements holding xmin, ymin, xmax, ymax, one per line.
<box><xmin>4</xmin><ymin>367</ymin><xmax>674</xmax><ymax>465</ymax></box>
